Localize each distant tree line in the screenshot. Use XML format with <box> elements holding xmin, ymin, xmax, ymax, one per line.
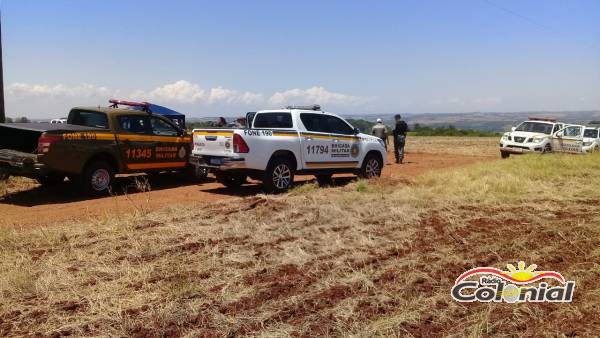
<box><xmin>346</xmin><ymin>118</ymin><xmax>499</xmax><ymax>137</ymax></box>
<box><xmin>409</xmin><ymin>124</ymin><xmax>500</xmax><ymax>137</ymax></box>
<box><xmin>4</xmin><ymin>117</ymin><xmax>30</xmax><ymax>123</ymax></box>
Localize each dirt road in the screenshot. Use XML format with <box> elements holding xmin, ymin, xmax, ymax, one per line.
<box><xmin>0</xmin><ymin>152</ymin><xmax>492</xmax><ymax>228</ymax></box>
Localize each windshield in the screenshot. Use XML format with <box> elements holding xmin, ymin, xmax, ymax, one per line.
<box><xmin>514</xmin><ymin>122</ymin><xmax>553</xmax><ymax>135</ymax></box>
<box><xmin>584</xmin><ymin>129</ymin><xmax>599</xmax><ymax>138</ymax></box>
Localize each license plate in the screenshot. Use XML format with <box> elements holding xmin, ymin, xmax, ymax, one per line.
<box><xmin>210</xmin><ymin>158</ymin><xmax>222</xmax><ymax>165</ymax></box>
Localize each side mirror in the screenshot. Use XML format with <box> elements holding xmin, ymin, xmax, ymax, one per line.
<box><xmin>556</xmin><ymin>131</ymin><xmax>563</xmax><ymax>138</ymax></box>
<box><xmin>178</xmin><ymin>128</ymin><xmax>186</xmax><ymax>137</ymax></box>
<box><xmin>354</xmin><ymin>127</ymin><xmax>360</xmax><ymax>135</ymax></box>
<box><xmin>511</xmin><ymin>127</ymin><xmax>516</xmax><ymax>132</ymax></box>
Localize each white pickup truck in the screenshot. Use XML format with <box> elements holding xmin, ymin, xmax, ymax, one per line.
<box><xmin>190</xmin><ymin>105</ymin><xmax>387</xmax><ymax>192</ymax></box>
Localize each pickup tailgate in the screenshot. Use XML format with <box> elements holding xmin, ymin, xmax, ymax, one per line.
<box><xmin>192</xmin><ymin>129</ymin><xmax>236</xmax><ymax>157</ymax></box>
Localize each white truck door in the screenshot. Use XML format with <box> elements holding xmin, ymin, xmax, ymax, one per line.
<box><xmin>553</xmin><ymin>125</ymin><xmax>583</xmax><ymax>153</ymax></box>
<box><xmin>298</xmin><ymin>113</ymin><xmax>359</xmax><ymax>169</ymax></box>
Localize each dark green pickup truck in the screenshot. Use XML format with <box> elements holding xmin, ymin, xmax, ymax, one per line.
<box><xmin>0</xmin><ymin>106</ymin><xmax>197</xmax><ymax>195</ymax></box>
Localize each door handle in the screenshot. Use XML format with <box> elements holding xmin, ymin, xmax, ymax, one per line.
<box><xmin>332</xmin><ymin>139</ymin><xmax>339</xmax><ymax>143</ymax></box>
<box><xmin>304</xmin><ymin>136</ymin><xmax>313</xmax><ymax>141</ymax></box>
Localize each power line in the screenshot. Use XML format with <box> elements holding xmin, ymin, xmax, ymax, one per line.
<box><xmin>482</xmin><ymin>0</ymin><xmax>598</xmax><ymax>50</ymax></box>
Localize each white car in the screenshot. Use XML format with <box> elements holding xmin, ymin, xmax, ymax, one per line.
<box><xmin>190</xmin><ymin>105</ymin><xmax>387</xmax><ymax>192</ymax></box>
<box><xmin>499</xmin><ymin>118</ymin><xmax>565</xmax><ymax>158</ymax></box>
<box><xmin>552</xmin><ymin>125</ymin><xmax>599</xmax><ymax>153</ymax></box>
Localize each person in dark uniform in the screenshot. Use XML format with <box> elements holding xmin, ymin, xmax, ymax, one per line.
<box><xmin>393</xmin><ymin>114</ymin><xmax>408</xmax><ymax>163</ymax></box>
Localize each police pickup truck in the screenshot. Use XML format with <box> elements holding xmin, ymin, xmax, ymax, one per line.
<box><xmin>190</xmin><ymin>105</ymin><xmax>387</xmax><ymax>192</ymax></box>
<box><xmin>499</xmin><ymin>117</ymin><xmax>565</xmax><ymax>158</ymax></box>
<box><xmin>0</xmin><ymin>100</ymin><xmax>196</xmax><ymax>195</ymax></box>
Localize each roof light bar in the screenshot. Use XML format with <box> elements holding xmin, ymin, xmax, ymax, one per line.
<box><xmin>528</xmin><ymin>116</ymin><xmax>556</xmax><ymax>122</ymax></box>
<box><xmin>285</xmin><ymin>104</ymin><xmax>321</xmax><ymax>111</ymax></box>
<box><xmin>109</xmin><ymin>99</ymin><xmax>149</xmax><ymax>108</ymax></box>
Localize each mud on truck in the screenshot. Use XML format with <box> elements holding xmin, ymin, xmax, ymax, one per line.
<box><xmin>0</xmin><ymin>100</ymin><xmax>199</xmax><ymax>195</ymax></box>
<box><xmin>190</xmin><ymin>105</ymin><xmax>387</xmax><ymax>193</ymax></box>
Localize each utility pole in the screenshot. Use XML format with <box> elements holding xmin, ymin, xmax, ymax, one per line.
<box><xmin>0</xmin><ymin>12</ymin><xmax>5</xmax><ymax>123</ymax></box>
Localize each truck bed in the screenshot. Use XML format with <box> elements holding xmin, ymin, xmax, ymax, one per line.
<box><xmin>0</xmin><ymin>123</ymin><xmax>100</xmax><ymax>153</ymax></box>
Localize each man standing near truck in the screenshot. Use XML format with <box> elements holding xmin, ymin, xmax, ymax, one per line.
<box><xmin>371</xmin><ymin>118</ymin><xmax>388</xmax><ymax>150</ymax></box>
<box><xmin>393</xmin><ymin>114</ymin><xmax>408</xmax><ymax>164</ymax></box>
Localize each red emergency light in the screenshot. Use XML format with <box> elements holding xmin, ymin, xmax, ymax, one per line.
<box><xmin>108</xmin><ymin>99</ymin><xmax>149</xmax><ymax>109</ymax></box>
<box><xmin>528</xmin><ymin>116</ymin><xmax>556</xmax><ymax>122</ymax></box>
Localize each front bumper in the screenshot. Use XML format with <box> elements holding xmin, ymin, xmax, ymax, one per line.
<box><xmin>499</xmin><ymin>142</ymin><xmax>544</xmax><ymax>154</ymax></box>
<box><xmin>189</xmin><ymin>154</ymin><xmax>247</xmax><ymax>170</ymax></box>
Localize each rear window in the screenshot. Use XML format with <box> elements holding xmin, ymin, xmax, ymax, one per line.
<box><xmin>253</xmin><ymin>113</ymin><xmax>293</xmax><ymax>128</ymax></box>
<box><xmin>68</xmin><ymin>110</ymin><xmax>109</xmax><ymax>129</ymax></box>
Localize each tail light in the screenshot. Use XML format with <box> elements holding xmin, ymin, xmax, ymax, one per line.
<box><xmin>233</xmin><ymin>134</ymin><xmax>249</xmax><ymax>153</ymax></box>
<box><xmin>37</xmin><ymin>133</ymin><xmax>62</xmax><ymax>154</ymax></box>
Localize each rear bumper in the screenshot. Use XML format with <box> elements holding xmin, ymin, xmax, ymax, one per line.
<box><xmin>190</xmin><ymin>154</ymin><xmax>247</xmax><ymax>170</ymax></box>
<box><xmin>0</xmin><ymin>149</ymin><xmax>48</xmax><ymax>177</ymax></box>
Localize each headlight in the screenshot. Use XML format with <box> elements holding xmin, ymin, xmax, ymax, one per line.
<box><xmin>501</xmin><ymin>135</ymin><xmax>508</xmax><ymax>141</ymax></box>
<box><xmin>583</xmin><ymin>141</ymin><xmax>592</xmax><ymax>146</ymax></box>
<box><xmin>531</xmin><ymin>137</ymin><xmax>544</xmax><ymax>143</ymax></box>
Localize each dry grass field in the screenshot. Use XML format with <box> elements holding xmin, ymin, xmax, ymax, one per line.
<box><xmin>404</xmin><ymin>136</ymin><xmax>499</xmax><ymax>157</ymax></box>
<box><xmin>1</xmin><ymin>138</ymin><xmax>600</xmax><ymax>337</ymax></box>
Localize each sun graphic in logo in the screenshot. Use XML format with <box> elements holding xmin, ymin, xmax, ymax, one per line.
<box><xmin>454</xmin><ymin>260</ymin><xmax>567</xmax><ymax>285</ymax></box>
<box><xmin>503</xmin><ymin>261</ymin><xmax>538</xmax><ymax>282</ymax></box>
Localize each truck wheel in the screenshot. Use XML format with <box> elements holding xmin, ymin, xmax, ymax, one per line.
<box><xmin>37</xmin><ymin>174</ymin><xmax>66</xmax><ymax>186</ymax></box>
<box><xmin>358</xmin><ymin>154</ymin><xmax>383</xmax><ymax>179</ymax></box>
<box><xmin>543</xmin><ymin>143</ymin><xmax>552</xmax><ymax>153</ymax></box>
<box><xmin>81</xmin><ymin>161</ymin><xmax>114</xmax><ymax>195</ymax></box>
<box><xmin>216</xmin><ymin>172</ymin><xmax>246</xmax><ymax>188</ymax></box>
<box><xmin>263</xmin><ymin>157</ymin><xmax>294</xmax><ymax>193</ymax></box>
<box><xmin>315</xmin><ymin>174</ymin><xmax>333</xmax><ymax>186</ymax></box>
<box><xmin>500</xmin><ymin>151</ymin><xmax>510</xmax><ymax>159</ymax></box>
<box><xmin>193</xmin><ymin>166</ymin><xmax>209</xmax><ymax>181</ymax></box>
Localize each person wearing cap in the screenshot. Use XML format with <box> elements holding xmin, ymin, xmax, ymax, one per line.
<box><xmin>393</xmin><ymin>114</ymin><xmax>408</xmax><ymax>164</ymax></box>
<box><xmin>371</xmin><ymin>118</ymin><xmax>388</xmax><ymax>150</ymax></box>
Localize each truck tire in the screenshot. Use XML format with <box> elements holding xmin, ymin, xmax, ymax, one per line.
<box><xmin>37</xmin><ymin>174</ymin><xmax>66</xmax><ymax>186</ymax></box>
<box><xmin>358</xmin><ymin>153</ymin><xmax>383</xmax><ymax>179</ymax></box>
<box><xmin>543</xmin><ymin>143</ymin><xmax>552</xmax><ymax>153</ymax></box>
<box><xmin>500</xmin><ymin>151</ymin><xmax>510</xmax><ymax>159</ymax></box>
<box><xmin>263</xmin><ymin>157</ymin><xmax>295</xmax><ymax>193</ymax></box>
<box><xmin>315</xmin><ymin>174</ymin><xmax>333</xmax><ymax>187</ymax></box>
<box><xmin>80</xmin><ymin>160</ymin><xmax>115</xmax><ymax>196</ymax></box>
<box><xmin>216</xmin><ymin>172</ymin><xmax>246</xmax><ymax>189</ymax></box>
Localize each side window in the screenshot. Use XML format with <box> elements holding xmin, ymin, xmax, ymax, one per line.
<box><xmin>253</xmin><ymin>113</ymin><xmax>293</xmax><ymax>128</ymax></box>
<box><xmin>325</xmin><ymin>115</ymin><xmax>355</xmax><ymax>135</ymax></box>
<box><xmin>151</xmin><ymin>117</ymin><xmax>179</xmax><ymax>136</ymax></box>
<box><xmin>118</xmin><ymin>116</ymin><xmax>151</xmax><ymax>134</ymax></box>
<box><xmin>300</xmin><ymin>113</ymin><xmax>329</xmax><ymax>133</ymax></box>
<box><xmin>564</xmin><ymin>126</ymin><xmax>582</xmax><ymax>137</ymax></box>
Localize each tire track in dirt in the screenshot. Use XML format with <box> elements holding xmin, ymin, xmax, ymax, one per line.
<box><xmin>0</xmin><ymin>152</ymin><xmax>492</xmax><ymax>228</ymax></box>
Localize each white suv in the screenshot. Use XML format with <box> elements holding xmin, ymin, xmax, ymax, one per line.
<box><xmin>499</xmin><ymin>118</ymin><xmax>564</xmax><ymax>158</ymax></box>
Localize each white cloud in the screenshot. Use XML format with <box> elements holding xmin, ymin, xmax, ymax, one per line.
<box><xmin>131</xmin><ymin>80</ymin><xmax>263</xmax><ymax>105</ymax></box>
<box><xmin>7</xmin><ymin>82</ymin><xmax>114</xmax><ymax>98</ymax></box>
<box><xmin>269</xmin><ymin>86</ymin><xmax>360</xmax><ymax>106</ymax></box>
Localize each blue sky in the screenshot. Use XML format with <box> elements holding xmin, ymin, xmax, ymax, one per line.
<box><xmin>3</xmin><ymin>0</ymin><xmax>600</xmax><ymax>118</ymax></box>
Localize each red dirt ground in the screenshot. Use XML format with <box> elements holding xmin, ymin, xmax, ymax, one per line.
<box><xmin>0</xmin><ymin>152</ymin><xmax>491</xmax><ymax>228</ymax></box>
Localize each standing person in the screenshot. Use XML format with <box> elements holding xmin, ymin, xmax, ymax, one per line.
<box><xmin>216</xmin><ymin>117</ymin><xmax>227</xmax><ymax>127</ymax></box>
<box><xmin>371</xmin><ymin>118</ymin><xmax>388</xmax><ymax>150</ymax></box>
<box><xmin>393</xmin><ymin>114</ymin><xmax>408</xmax><ymax>164</ymax></box>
